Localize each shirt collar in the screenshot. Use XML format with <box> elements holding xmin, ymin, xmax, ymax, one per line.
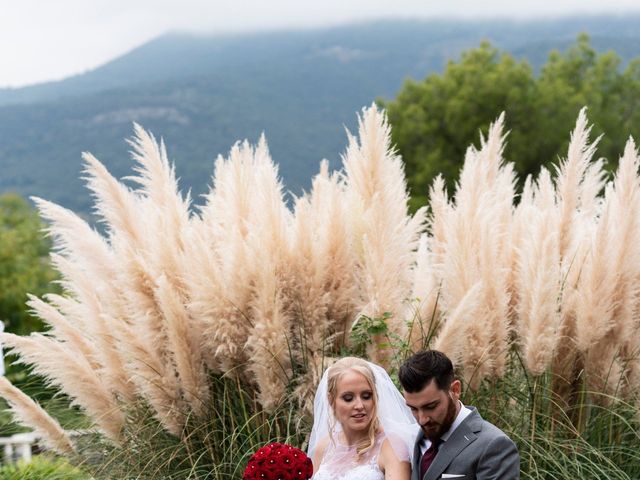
<box><xmin>423</xmin><ymin>401</ymin><xmax>472</xmax><ymax>449</ymax></box>
<box><xmin>441</xmin><ymin>401</ymin><xmax>472</xmax><ymax>442</ymax></box>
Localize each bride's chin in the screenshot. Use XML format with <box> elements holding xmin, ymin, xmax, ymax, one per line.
<box><xmin>345</xmin><ymin>419</ymin><xmax>370</xmax><ymax>431</ymax></box>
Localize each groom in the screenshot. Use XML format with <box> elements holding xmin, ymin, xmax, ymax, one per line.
<box><xmin>399</xmin><ymin>350</ymin><xmax>520</xmax><ymax>480</ymax></box>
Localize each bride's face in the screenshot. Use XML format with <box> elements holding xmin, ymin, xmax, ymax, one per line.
<box><xmin>333</xmin><ymin>370</ymin><xmax>375</xmax><ymax>433</ymax></box>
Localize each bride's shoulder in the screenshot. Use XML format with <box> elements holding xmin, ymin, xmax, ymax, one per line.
<box><xmin>378</xmin><ymin>433</ymin><xmax>412</xmax><ymax>479</ymax></box>
<box><xmin>311</xmin><ymin>435</ymin><xmax>330</xmax><ymax>469</ymax></box>
<box><xmin>378</xmin><ymin>430</ymin><xmax>412</xmax><ymax>463</ymax></box>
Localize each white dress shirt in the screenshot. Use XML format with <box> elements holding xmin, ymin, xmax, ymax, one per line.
<box><xmin>420</xmin><ymin>401</ymin><xmax>472</xmax><ymax>455</ymax></box>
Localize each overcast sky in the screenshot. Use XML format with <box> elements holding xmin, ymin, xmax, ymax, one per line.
<box><xmin>1</xmin><ymin>0</ymin><xmax>639</xmax><ymax>88</ymax></box>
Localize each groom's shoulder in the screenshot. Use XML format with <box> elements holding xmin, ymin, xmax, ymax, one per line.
<box><xmin>465</xmin><ymin>406</ymin><xmax>513</xmax><ymax>441</ymax></box>
<box><xmin>480</xmin><ymin>418</ymin><xmax>512</xmax><ymax>440</ymax></box>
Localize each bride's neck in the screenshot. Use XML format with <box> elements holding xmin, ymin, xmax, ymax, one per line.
<box><xmin>341</xmin><ymin>428</ymin><xmax>369</xmax><ymax>447</ymax></box>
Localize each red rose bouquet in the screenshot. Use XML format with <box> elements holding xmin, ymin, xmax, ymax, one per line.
<box><xmin>243</xmin><ymin>442</ymin><xmax>313</xmax><ymax>480</ymax></box>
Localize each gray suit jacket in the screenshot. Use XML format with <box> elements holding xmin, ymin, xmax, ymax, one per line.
<box><xmin>411</xmin><ymin>407</ymin><xmax>519</xmax><ymax>480</ymax></box>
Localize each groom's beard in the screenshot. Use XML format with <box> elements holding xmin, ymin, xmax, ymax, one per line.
<box><xmin>422</xmin><ymin>394</ymin><xmax>458</xmax><ymax>441</ymax></box>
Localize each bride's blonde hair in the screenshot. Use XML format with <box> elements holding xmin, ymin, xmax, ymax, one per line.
<box><xmin>326</xmin><ymin>357</ymin><xmax>381</xmax><ymax>458</ymax></box>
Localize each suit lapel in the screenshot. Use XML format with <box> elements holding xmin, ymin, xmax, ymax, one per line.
<box><xmin>424</xmin><ymin>408</ymin><xmax>483</xmax><ymax>480</ymax></box>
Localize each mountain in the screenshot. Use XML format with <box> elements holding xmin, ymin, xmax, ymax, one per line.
<box><xmin>1</xmin><ymin>17</ymin><xmax>639</xmax><ymax>216</ymax></box>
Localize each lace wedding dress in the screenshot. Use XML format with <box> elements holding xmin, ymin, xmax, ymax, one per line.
<box><xmin>313</xmin><ymin>433</ymin><xmax>389</xmax><ymax>480</ymax></box>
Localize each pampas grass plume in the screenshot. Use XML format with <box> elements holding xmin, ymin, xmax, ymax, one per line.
<box><xmin>0</xmin><ymin>377</ymin><xmax>74</xmax><ymax>454</ymax></box>
<box><xmin>343</xmin><ymin>105</ymin><xmax>425</xmax><ymax>361</ymax></box>
<box><xmin>0</xmin><ymin>332</ymin><xmax>124</xmax><ymax>441</ymax></box>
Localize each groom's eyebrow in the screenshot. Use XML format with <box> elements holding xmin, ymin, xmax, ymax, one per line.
<box><xmin>408</xmin><ymin>400</ymin><xmax>439</xmax><ymax>409</ymax></box>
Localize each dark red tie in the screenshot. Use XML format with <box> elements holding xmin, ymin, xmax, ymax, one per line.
<box><xmin>419</xmin><ymin>440</ymin><xmax>440</xmax><ymax>479</ymax></box>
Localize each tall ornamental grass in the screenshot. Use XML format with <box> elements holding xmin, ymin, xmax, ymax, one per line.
<box><xmin>0</xmin><ymin>105</ymin><xmax>638</xmax><ymax>478</ymax></box>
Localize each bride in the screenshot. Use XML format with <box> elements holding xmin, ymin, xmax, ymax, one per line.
<box><xmin>308</xmin><ymin>357</ymin><xmax>419</xmax><ymax>480</ymax></box>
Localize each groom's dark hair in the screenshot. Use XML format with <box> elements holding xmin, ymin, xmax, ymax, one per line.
<box><xmin>398</xmin><ymin>349</ymin><xmax>455</xmax><ymax>393</ymax></box>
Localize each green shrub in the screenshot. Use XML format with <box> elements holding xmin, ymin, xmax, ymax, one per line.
<box><xmin>0</xmin><ymin>455</ymin><xmax>90</xmax><ymax>480</ymax></box>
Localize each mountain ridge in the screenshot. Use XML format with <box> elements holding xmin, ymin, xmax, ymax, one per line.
<box><xmin>3</xmin><ymin>15</ymin><xmax>639</xmax><ymax>106</ymax></box>
<box><xmin>1</xmin><ymin>17</ymin><xmax>639</xmax><ymax>216</ymax></box>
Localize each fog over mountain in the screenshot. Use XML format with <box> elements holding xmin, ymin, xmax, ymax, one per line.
<box><xmin>0</xmin><ymin>16</ymin><xmax>639</xmax><ymax>216</ymax></box>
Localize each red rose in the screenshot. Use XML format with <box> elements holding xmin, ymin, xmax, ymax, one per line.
<box><xmin>278</xmin><ymin>451</ymin><xmax>295</xmax><ymax>468</ymax></box>
<box><xmin>243</xmin><ymin>443</ymin><xmax>313</xmax><ymax>480</ymax></box>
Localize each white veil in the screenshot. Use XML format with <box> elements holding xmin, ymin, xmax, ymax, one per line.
<box><xmin>307</xmin><ymin>360</ymin><xmax>419</xmax><ymax>462</ymax></box>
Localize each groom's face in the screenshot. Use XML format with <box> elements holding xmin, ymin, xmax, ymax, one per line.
<box><xmin>403</xmin><ymin>379</ymin><xmax>461</xmax><ymax>440</ymax></box>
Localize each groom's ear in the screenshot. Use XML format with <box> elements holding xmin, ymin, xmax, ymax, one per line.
<box><xmin>450</xmin><ymin>379</ymin><xmax>462</xmax><ymax>399</ymax></box>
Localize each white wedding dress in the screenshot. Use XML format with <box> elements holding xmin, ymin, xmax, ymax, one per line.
<box><xmin>313</xmin><ymin>432</ymin><xmax>404</xmax><ymax>480</ymax></box>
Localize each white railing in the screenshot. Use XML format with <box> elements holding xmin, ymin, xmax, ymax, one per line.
<box><xmin>0</xmin><ymin>432</ymin><xmax>36</xmax><ymax>463</ymax></box>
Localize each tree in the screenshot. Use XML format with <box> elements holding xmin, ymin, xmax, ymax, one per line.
<box><xmin>383</xmin><ymin>34</ymin><xmax>640</xmax><ymax>209</ymax></box>
<box><xmin>0</xmin><ymin>194</ymin><xmax>68</xmax><ymax>436</ymax></box>
<box><xmin>0</xmin><ymin>193</ymin><xmax>58</xmax><ymax>335</ymax></box>
<box><xmin>534</xmin><ymin>34</ymin><xmax>640</xmax><ymax>169</ymax></box>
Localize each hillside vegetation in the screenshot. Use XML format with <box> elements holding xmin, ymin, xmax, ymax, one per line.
<box><xmin>0</xmin><ymin>17</ymin><xmax>639</xmax><ymax>216</ymax></box>
<box><xmin>384</xmin><ymin>34</ymin><xmax>640</xmax><ymax>209</ymax></box>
